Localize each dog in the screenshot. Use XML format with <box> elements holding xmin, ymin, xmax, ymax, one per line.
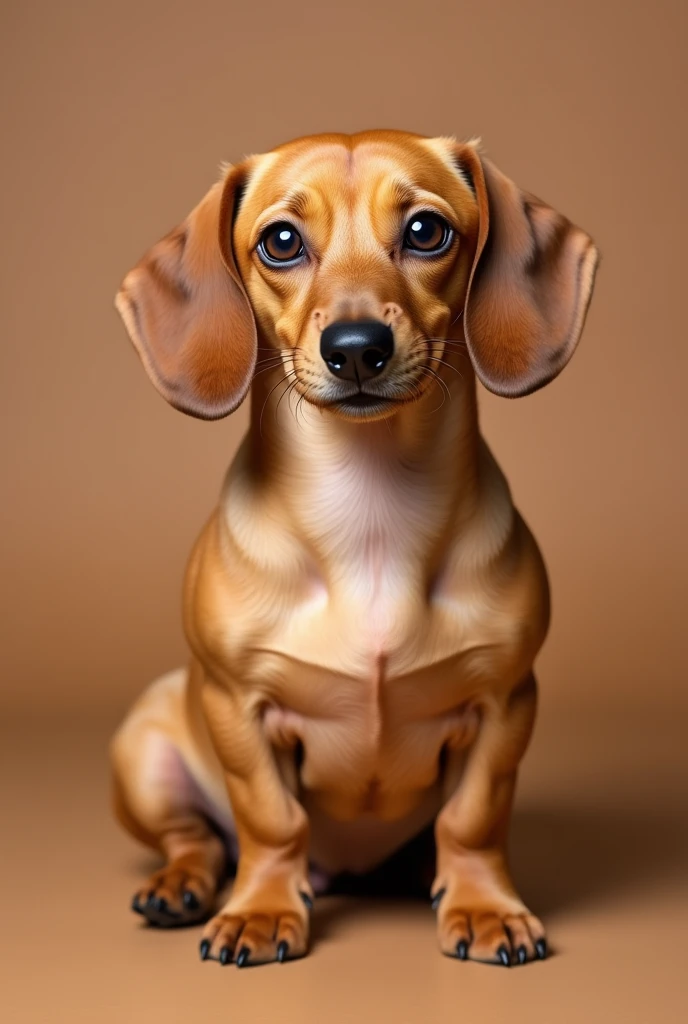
<box><xmin>111</xmin><ymin>129</ymin><xmax>598</xmax><ymax>969</ymax></box>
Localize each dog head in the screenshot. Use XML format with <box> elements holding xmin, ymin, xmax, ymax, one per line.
<box><xmin>116</xmin><ymin>130</ymin><xmax>598</xmax><ymax>420</ymax></box>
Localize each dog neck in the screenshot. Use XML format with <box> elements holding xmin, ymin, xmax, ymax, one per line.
<box><xmin>224</xmin><ymin>344</ymin><xmax>492</xmax><ymax>589</ymax></box>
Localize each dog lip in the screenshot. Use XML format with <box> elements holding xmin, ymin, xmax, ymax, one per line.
<box><xmin>330</xmin><ymin>392</ymin><xmax>397</xmax><ymax>408</ymax></box>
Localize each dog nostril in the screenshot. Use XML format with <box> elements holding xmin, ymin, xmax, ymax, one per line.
<box><xmin>327</xmin><ymin>351</ymin><xmax>347</xmax><ymax>372</ymax></box>
<box><xmin>362</xmin><ymin>347</ymin><xmax>389</xmax><ymax>373</ymax></box>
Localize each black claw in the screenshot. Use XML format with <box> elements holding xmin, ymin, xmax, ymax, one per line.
<box><xmin>517</xmin><ymin>945</ymin><xmax>527</xmax><ymax>965</ymax></box>
<box><xmin>236</xmin><ymin>945</ymin><xmax>251</xmax><ymax>968</ymax></box>
<box><xmin>183</xmin><ymin>890</ymin><xmax>200</xmax><ymax>912</ymax></box>
<box><xmin>300</xmin><ymin>892</ymin><xmax>314</xmax><ymax>910</ymax></box>
<box><xmin>154</xmin><ymin>896</ymin><xmax>168</xmax><ymax>914</ymax></box>
<box><xmin>199</xmin><ymin>939</ymin><xmax>211</xmax><ymax>961</ymax></box>
<box><xmin>131</xmin><ymin>895</ymin><xmax>145</xmax><ymax>916</ymax></box>
<box><xmin>535</xmin><ymin>938</ymin><xmax>548</xmax><ymax>960</ymax></box>
<box><xmin>219</xmin><ymin>946</ymin><xmax>231</xmax><ymax>966</ymax></box>
<box><xmin>277</xmin><ymin>940</ymin><xmax>289</xmax><ymax>963</ymax></box>
<box><xmin>497</xmin><ymin>945</ymin><xmax>511</xmax><ymax>967</ymax></box>
<box><xmin>430</xmin><ymin>888</ymin><xmax>446</xmax><ymax>911</ymax></box>
<box><xmin>456</xmin><ymin>939</ymin><xmax>469</xmax><ymax>961</ymax></box>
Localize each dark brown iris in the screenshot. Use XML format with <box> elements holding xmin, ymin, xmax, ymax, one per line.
<box><xmin>404</xmin><ymin>213</ymin><xmax>451</xmax><ymax>253</ymax></box>
<box><xmin>260</xmin><ymin>223</ymin><xmax>303</xmax><ymax>263</ymax></box>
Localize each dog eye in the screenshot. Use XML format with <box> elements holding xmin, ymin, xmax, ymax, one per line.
<box><xmin>258</xmin><ymin>223</ymin><xmax>304</xmax><ymax>264</ymax></box>
<box><xmin>403</xmin><ymin>214</ymin><xmax>452</xmax><ymax>254</ymax></box>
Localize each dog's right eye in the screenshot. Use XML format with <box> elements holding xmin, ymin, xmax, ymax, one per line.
<box><xmin>258</xmin><ymin>223</ymin><xmax>304</xmax><ymax>265</ymax></box>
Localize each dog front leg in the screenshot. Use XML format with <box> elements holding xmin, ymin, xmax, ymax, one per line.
<box><xmin>432</xmin><ymin>673</ymin><xmax>548</xmax><ymax>967</ymax></box>
<box><xmin>198</xmin><ymin>680</ymin><xmax>311</xmax><ymax>968</ymax></box>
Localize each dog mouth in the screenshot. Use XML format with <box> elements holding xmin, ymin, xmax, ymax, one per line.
<box><xmin>325</xmin><ymin>390</ymin><xmax>403</xmax><ymax>416</ymax></box>
<box><xmin>288</xmin><ymin>353</ymin><xmax>442</xmax><ymax>419</ymax></box>
<box><xmin>332</xmin><ymin>391</ymin><xmax>398</xmax><ymax>408</ymax></box>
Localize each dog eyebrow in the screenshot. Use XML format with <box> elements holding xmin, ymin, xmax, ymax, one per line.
<box><xmin>388</xmin><ymin>178</ymin><xmax>419</xmax><ymax>211</ymax></box>
<box><xmin>279</xmin><ymin>187</ymin><xmax>313</xmax><ymax>220</ymax></box>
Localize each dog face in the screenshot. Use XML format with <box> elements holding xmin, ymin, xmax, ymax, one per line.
<box><xmin>116</xmin><ymin>130</ymin><xmax>598</xmax><ymax>420</ymax></box>
<box><xmin>230</xmin><ymin>132</ymin><xmax>480</xmax><ymax>420</ymax></box>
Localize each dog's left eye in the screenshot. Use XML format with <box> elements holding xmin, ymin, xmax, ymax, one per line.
<box><xmin>403</xmin><ymin>213</ymin><xmax>452</xmax><ymax>254</ymax></box>
<box><xmin>258</xmin><ymin>223</ymin><xmax>304</xmax><ymax>264</ymax></box>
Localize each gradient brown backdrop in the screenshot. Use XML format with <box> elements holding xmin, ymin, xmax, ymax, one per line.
<box><xmin>2</xmin><ymin>2</ymin><xmax>686</xmax><ymax>1022</ymax></box>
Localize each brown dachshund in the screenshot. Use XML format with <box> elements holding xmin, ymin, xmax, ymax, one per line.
<box><xmin>112</xmin><ymin>129</ymin><xmax>598</xmax><ymax>968</ymax></box>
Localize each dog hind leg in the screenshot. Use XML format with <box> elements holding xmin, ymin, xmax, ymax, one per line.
<box><xmin>110</xmin><ymin>669</ymin><xmax>228</xmax><ymax>928</ymax></box>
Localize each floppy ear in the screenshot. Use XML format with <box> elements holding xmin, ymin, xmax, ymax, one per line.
<box><xmin>455</xmin><ymin>144</ymin><xmax>599</xmax><ymax>397</ymax></box>
<box><xmin>115</xmin><ymin>165</ymin><xmax>256</xmax><ymax>419</ymax></box>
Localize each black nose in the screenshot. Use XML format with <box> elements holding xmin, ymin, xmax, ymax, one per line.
<box><xmin>320</xmin><ymin>319</ymin><xmax>394</xmax><ymax>382</ymax></box>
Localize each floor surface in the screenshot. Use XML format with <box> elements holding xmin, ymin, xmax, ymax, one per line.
<box><xmin>3</xmin><ymin>705</ymin><xmax>686</xmax><ymax>1023</ymax></box>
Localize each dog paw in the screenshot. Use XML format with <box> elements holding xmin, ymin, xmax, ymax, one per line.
<box><xmin>131</xmin><ymin>865</ymin><xmax>215</xmax><ymax>928</ymax></box>
<box><xmin>432</xmin><ymin>890</ymin><xmax>548</xmax><ymax>967</ymax></box>
<box><xmin>199</xmin><ymin>894</ymin><xmax>311</xmax><ymax>967</ymax></box>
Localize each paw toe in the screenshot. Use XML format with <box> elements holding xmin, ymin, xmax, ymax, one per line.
<box><xmin>131</xmin><ymin>868</ymin><xmax>212</xmax><ymax>928</ymax></box>
<box><xmin>200</xmin><ymin>908</ymin><xmax>308</xmax><ymax>967</ymax></box>
<box><xmin>439</xmin><ymin>905</ymin><xmax>548</xmax><ymax>968</ymax></box>
<box><xmin>183</xmin><ymin>890</ymin><xmax>200</xmax><ymax>912</ymax></box>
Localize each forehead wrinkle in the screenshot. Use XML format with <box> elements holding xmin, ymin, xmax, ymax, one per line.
<box><xmin>280</xmin><ymin>186</ymin><xmax>320</xmax><ymax>222</ymax></box>
<box><xmin>326</xmin><ymin>168</ymin><xmax>410</xmax><ymax>260</ymax></box>
<box><xmin>370</xmin><ymin>177</ymin><xmax>429</xmax><ymax>235</ymax></box>
<box><xmin>350</xmin><ymin>148</ymin><xmax>445</xmax><ymax>234</ymax></box>
<box><xmin>276</xmin><ymin>143</ymin><xmax>351</xmax><ymax>189</ymax></box>
<box><xmin>354</xmin><ymin>137</ymin><xmax>476</xmax><ymax>211</ymax></box>
<box><xmin>241</xmin><ymin>144</ymin><xmax>348</xmax><ymax>220</ymax></box>
<box><xmin>378</xmin><ymin>176</ymin><xmax>418</xmax><ymax>213</ymax></box>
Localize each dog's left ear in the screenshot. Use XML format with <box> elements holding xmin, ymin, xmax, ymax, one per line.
<box><xmin>454</xmin><ymin>143</ymin><xmax>599</xmax><ymax>397</ymax></box>
<box><xmin>115</xmin><ymin>164</ymin><xmax>256</xmax><ymax>419</ymax></box>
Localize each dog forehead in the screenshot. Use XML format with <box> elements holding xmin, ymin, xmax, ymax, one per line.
<box><xmin>240</xmin><ymin>132</ymin><xmax>464</xmax><ymax>219</ymax></box>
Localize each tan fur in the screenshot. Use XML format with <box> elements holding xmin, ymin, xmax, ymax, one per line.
<box><xmin>111</xmin><ymin>129</ymin><xmax>598</xmax><ymax>967</ymax></box>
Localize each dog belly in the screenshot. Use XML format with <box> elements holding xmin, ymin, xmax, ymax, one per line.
<box><xmin>303</xmin><ymin>786</ymin><xmax>443</xmax><ymax>876</ymax></box>
<box><xmin>264</xmin><ymin>697</ymin><xmax>477</xmax><ymax>827</ymax></box>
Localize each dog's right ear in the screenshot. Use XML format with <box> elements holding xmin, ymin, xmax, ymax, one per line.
<box><xmin>115</xmin><ymin>165</ymin><xmax>256</xmax><ymax>419</ymax></box>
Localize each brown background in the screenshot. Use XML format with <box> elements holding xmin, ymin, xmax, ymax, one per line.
<box><xmin>2</xmin><ymin>1</ymin><xmax>686</xmax><ymax>1022</ymax></box>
